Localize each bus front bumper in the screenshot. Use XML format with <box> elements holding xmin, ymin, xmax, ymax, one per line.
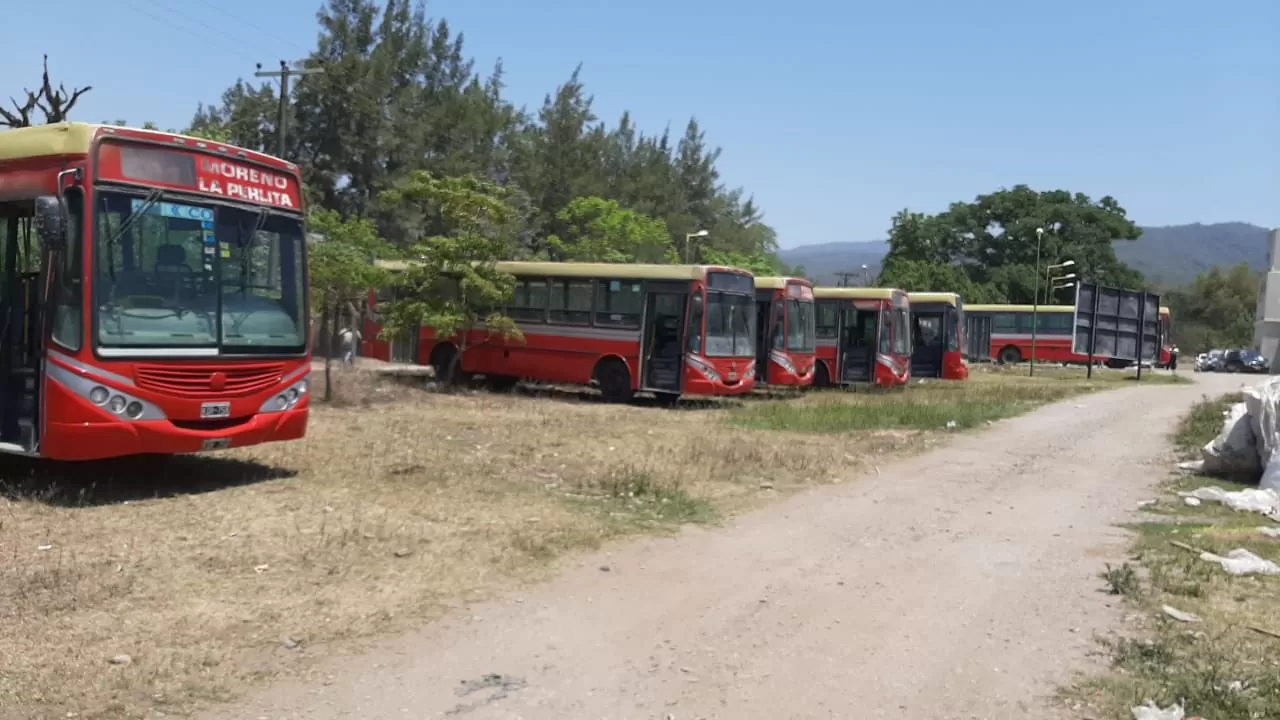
<box><xmin>41</xmin><ymin>408</ymin><xmax>309</xmax><ymax>461</ymax></box>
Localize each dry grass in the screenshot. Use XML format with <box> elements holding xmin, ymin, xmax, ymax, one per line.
<box><xmin>0</xmin><ymin>366</ymin><xmax>1135</xmax><ymax>719</ymax></box>
<box><xmin>1061</xmin><ymin>393</ymin><xmax>1280</xmax><ymax>719</ymax></box>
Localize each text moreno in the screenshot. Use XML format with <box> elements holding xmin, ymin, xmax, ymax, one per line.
<box><xmin>197</xmin><ymin>157</ymin><xmax>297</xmax><ymax>208</ymax></box>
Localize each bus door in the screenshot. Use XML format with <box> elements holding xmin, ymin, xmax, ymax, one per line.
<box><xmin>0</xmin><ymin>200</ymin><xmax>55</xmax><ymax>453</ymax></box>
<box><xmin>910</xmin><ymin>307</ymin><xmax>945</xmax><ymax>378</ymax></box>
<box><xmin>753</xmin><ymin>294</ymin><xmax>774</xmax><ymax>382</ymax></box>
<box><xmin>838</xmin><ymin>305</ymin><xmax>876</xmax><ymax>382</ymax></box>
<box><xmin>965</xmin><ymin>314</ymin><xmax>992</xmax><ymax>362</ymax></box>
<box><xmin>640</xmin><ymin>281</ymin><xmax>688</xmax><ymax>394</ymax></box>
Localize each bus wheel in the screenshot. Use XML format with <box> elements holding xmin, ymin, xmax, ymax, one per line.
<box><xmin>430</xmin><ymin>344</ymin><xmax>464</xmax><ymax>385</ymax></box>
<box><xmin>813</xmin><ymin>361</ymin><xmax>831</xmax><ymax>388</ymax></box>
<box><xmin>998</xmin><ymin>346</ymin><xmax>1022</xmax><ymax>365</ymax></box>
<box><xmin>595</xmin><ymin>358</ymin><xmax>634</xmax><ymax>403</ymax></box>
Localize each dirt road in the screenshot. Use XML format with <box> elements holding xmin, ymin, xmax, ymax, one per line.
<box><xmin>203</xmin><ymin>373</ymin><xmax>1250</xmax><ymax>720</ymax></box>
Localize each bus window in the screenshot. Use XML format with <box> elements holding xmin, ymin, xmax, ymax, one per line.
<box><xmin>687</xmin><ymin>292</ymin><xmax>703</xmax><ymax>353</ymax></box>
<box><xmin>893</xmin><ymin>308</ymin><xmax>911</xmax><ymax>354</ymax></box>
<box><xmin>815</xmin><ymin>300</ymin><xmax>838</xmax><ymax>339</ymax></box>
<box><xmin>992</xmin><ymin>313</ymin><xmax>1015</xmax><ymax>332</ymax></box>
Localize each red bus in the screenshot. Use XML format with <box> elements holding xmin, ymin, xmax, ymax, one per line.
<box><xmin>753</xmin><ymin>276</ymin><xmax>816</xmax><ymax>387</ymax></box>
<box><xmin>812</xmin><ymin>287</ymin><xmax>912</xmax><ymax>387</ymax></box>
<box><xmin>365</xmin><ymin>261</ymin><xmax>757</xmax><ymax>402</ymax></box>
<box><xmin>907</xmin><ymin>292</ymin><xmax>969</xmax><ymax>380</ymax></box>
<box><xmin>0</xmin><ymin>123</ymin><xmax>310</xmax><ymax>461</ymax></box>
<box><xmin>966</xmin><ymin>304</ymin><xmax>1175</xmax><ymax>368</ymax></box>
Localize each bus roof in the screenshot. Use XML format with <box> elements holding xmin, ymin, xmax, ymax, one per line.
<box><xmin>813</xmin><ymin>286</ymin><xmax>903</xmax><ymax>301</ymax></box>
<box><xmin>0</xmin><ymin>122</ymin><xmax>297</xmax><ymax>171</ymax></box>
<box><xmin>754</xmin><ymin>276</ymin><xmax>813</xmax><ymax>290</ymax></box>
<box><xmin>968</xmin><ymin>303</ymin><xmax>1173</xmax><ymax>316</ymax></box>
<box><xmin>374</xmin><ymin>259</ymin><xmax>751</xmax><ymax>281</ymax></box>
<box><xmin>966</xmin><ymin>304</ymin><xmax>1073</xmax><ymax>313</ymax></box>
<box><xmin>907</xmin><ymin>291</ymin><xmax>961</xmax><ymax>306</ymax></box>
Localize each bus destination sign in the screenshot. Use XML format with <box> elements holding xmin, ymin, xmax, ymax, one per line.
<box><xmin>98</xmin><ymin>142</ymin><xmax>302</xmax><ymax>210</ymax></box>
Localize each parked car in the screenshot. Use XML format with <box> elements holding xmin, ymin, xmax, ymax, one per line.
<box><xmin>1221</xmin><ymin>349</ymin><xmax>1269</xmax><ymax>373</ymax></box>
<box><xmin>1196</xmin><ymin>349</ymin><xmax>1225</xmax><ymax>372</ymax></box>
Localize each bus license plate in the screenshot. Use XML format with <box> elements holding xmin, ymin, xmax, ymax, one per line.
<box><xmin>200</xmin><ymin>401</ymin><xmax>231</xmax><ymax>419</ymax></box>
<box><xmin>201</xmin><ymin>438</ymin><xmax>231</xmax><ymax>451</ymax></box>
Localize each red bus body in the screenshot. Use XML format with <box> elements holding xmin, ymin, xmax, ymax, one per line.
<box><xmin>906</xmin><ymin>292</ymin><xmax>969</xmax><ymax>380</ymax></box>
<box><xmin>364</xmin><ymin>261</ymin><xmax>757</xmax><ymax>400</ymax></box>
<box><xmin>966</xmin><ymin>304</ymin><xmax>1174</xmax><ymax>367</ymax></box>
<box><xmin>753</xmin><ymin>277</ymin><xmax>816</xmax><ymax>387</ymax></box>
<box><xmin>812</xmin><ymin>287</ymin><xmax>912</xmax><ymax>387</ymax></box>
<box><xmin>0</xmin><ymin>123</ymin><xmax>310</xmax><ymax>461</ymax></box>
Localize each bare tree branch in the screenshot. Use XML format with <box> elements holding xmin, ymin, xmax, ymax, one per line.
<box><xmin>1</xmin><ymin>54</ymin><xmax>91</xmax><ymax>128</ymax></box>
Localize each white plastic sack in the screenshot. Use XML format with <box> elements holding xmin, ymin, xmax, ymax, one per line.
<box><xmin>1181</xmin><ymin>486</ymin><xmax>1280</xmax><ymax>517</ymax></box>
<box><xmin>1131</xmin><ymin>701</ymin><xmax>1184</xmax><ymax>720</ymax></box>
<box><xmin>1199</xmin><ymin>548</ymin><xmax>1280</xmax><ymax>575</ymax></box>
<box><xmin>1259</xmin><ymin>526</ymin><xmax>1280</xmax><ymax>538</ymax></box>
<box><xmin>1246</xmin><ymin>376</ymin><xmax>1280</xmax><ymax>465</ymax></box>
<box><xmin>1201</xmin><ymin>401</ymin><xmax>1260</xmax><ymax>476</ymax></box>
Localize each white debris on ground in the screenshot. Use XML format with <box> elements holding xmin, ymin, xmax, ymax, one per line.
<box><xmin>1178</xmin><ymin>377</ymin><xmax>1280</xmax><ymax>521</ymax></box>
<box><xmin>1160</xmin><ymin>605</ymin><xmax>1202</xmax><ymax>623</ymax></box>
<box><xmin>1131</xmin><ymin>700</ymin><xmax>1185</xmax><ymax>720</ymax></box>
<box><xmin>1177</xmin><ymin>486</ymin><xmax>1280</xmax><ymax>519</ymax></box>
<box><xmin>1260</xmin><ymin>526</ymin><xmax>1280</xmax><ymax>538</ymax></box>
<box><xmin>1199</xmin><ymin>548</ymin><xmax>1280</xmax><ymax>576</ymax></box>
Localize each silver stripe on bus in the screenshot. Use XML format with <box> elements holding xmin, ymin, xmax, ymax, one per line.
<box><xmin>510</xmin><ymin>322</ymin><xmax>642</xmax><ymax>342</ymax></box>
<box><xmin>97</xmin><ymin>347</ymin><xmax>222</xmax><ymax>358</ymax></box>
<box><xmin>989</xmin><ymin>333</ymin><xmax>1073</xmax><ymax>341</ymax></box>
<box><xmin>47</xmin><ymin>349</ymin><xmax>136</xmax><ymax>387</ymax></box>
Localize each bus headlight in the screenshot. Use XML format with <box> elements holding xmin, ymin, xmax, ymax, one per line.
<box><xmin>685</xmin><ymin>355</ymin><xmax>721</xmax><ymax>383</ymax></box>
<box><xmin>44</xmin><ymin>362</ymin><xmax>165</xmax><ymax>421</ymax></box>
<box><xmin>259</xmin><ymin>373</ymin><xmax>310</xmax><ymax>414</ymax></box>
<box><xmin>769</xmin><ymin>351</ymin><xmax>795</xmax><ymax>375</ymax></box>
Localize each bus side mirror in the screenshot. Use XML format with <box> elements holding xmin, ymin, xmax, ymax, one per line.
<box><xmin>33</xmin><ymin>195</ymin><xmax>68</xmax><ymax>251</ymax></box>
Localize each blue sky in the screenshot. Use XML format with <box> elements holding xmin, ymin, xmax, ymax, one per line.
<box><xmin>4</xmin><ymin>0</ymin><xmax>1276</xmax><ymax>248</ymax></box>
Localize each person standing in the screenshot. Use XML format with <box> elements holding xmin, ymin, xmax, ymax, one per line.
<box><xmin>338</xmin><ymin>326</ymin><xmax>362</xmax><ymax>366</ymax></box>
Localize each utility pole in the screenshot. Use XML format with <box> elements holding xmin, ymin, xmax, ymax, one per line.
<box><xmin>835</xmin><ymin>271</ymin><xmax>859</xmax><ymax>287</ymax></box>
<box><xmin>254</xmin><ymin>60</ymin><xmax>324</xmax><ymax>160</ymax></box>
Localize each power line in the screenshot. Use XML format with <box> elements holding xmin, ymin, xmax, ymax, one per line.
<box><xmin>254</xmin><ymin>61</ymin><xmax>325</xmax><ymax>159</ymax></box>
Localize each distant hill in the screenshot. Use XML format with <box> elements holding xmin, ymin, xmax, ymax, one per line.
<box><xmin>778</xmin><ymin>223</ymin><xmax>1271</xmax><ymax>288</ymax></box>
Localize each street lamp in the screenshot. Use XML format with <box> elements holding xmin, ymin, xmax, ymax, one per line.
<box><xmin>1030</xmin><ymin>228</ymin><xmax>1045</xmax><ymax>376</ymax></box>
<box><xmin>1045</xmin><ymin>260</ymin><xmax>1075</xmax><ymax>303</ymax></box>
<box><xmin>1048</xmin><ymin>272</ymin><xmax>1076</xmax><ymax>303</ymax></box>
<box><xmin>685</xmin><ymin>230</ymin><xmax>709</xmax><ymax>263</ymax></box>
<box><xmin>861</xmin><ymin>263</ymin><xmax>870</xmax><ymax>286</ymax></box>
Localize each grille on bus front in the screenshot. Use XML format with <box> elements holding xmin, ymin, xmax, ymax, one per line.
<box><xmin>134</xmin><ymin>364</ymin><xmax>285</xmax><ymax>398</ymax></box>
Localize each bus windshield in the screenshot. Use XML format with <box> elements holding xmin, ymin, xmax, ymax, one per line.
<box><xmin>705</xmin><ymin>290</ymin><xmax>754</xmax><ymax>357</ymax></box>
<box><xmin>785</xmin><ymin>298</ymin><xmax>815</xmax><ymax>353</ymax></box>
<box><xmin>93</xmin><ymin>190</ymin><xmax>306</xmax><ymax>354</ymax></box>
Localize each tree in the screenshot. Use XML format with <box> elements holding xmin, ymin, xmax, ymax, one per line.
<box><xmin>876</xmin><ymin>258</ymin><xmax>1006</xmax><ymax>302</ymax></box>
<box><xmin>188</xmin><ymin>4</ymin><xmax>785</xmax><ymax>270</ymax></box>
<box><xmin>881</xmin><ymin>187</ymin><xmax>1144</xmax><ymax>303</ymax></box>
<box><xmin>1</xmin><ymin>55</ymin><xmax>91</xmax><ymax>128</ymax></box>
<box><xmin>547</xmin><ymin>196</ymin><xmax>675</xmax><ymax>263</ymax></box>
<box><xmin>378</xmin><ymin>171</ymin><xmax>520</xmax><ymax>382</ymax></box>
<box><xmin>1164</xmin><ymin>263</ymin><xmax>1258</xmax><ymax>352</ymax></box>
<box><xmin>700</xmin><ymin>248</ymin><xmax>786</xmax><ymax>276</ymax></box>
<box><xmin>307</xmin><ymin>208</ymin><xmax>396</xmax><ymax>401</ymax></box>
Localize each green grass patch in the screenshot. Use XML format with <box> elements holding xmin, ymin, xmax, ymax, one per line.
<box><xmin>1173</xmin><ymin>392</ymin><xmax>1246</xmax><ymax>457</ymax></box>
<box><xmin>727</xmin><ymin>374</ymin><xmax>1102</xmax><ymax>433</ymax></box>
<box><xmin>571</xmin><ymin>467</ymin><xmax>718</xmax><ymax>529</ymax></box>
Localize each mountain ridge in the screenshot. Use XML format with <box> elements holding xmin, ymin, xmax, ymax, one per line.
<box><xmin>777</xmin><ymin>222</ymin><xmax>1272</xmax><ymax>287</ymax></box>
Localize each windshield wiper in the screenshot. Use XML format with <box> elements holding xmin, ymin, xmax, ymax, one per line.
<box><xmin>106</xmin><ymin>188</ymin><xmax>164</xmax><ymax>250</ymax></box>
